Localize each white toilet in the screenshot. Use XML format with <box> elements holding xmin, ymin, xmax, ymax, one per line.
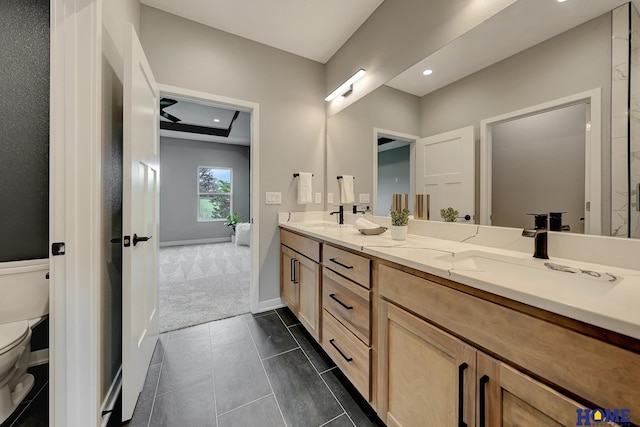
<box><xmin>0</xmin><ymin>259</ymin><xmax>49</xmax><ymax>424</ymax></box>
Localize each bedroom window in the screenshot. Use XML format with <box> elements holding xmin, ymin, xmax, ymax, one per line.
<box><xmin>198</xmin><ymin>166</ymin><xmax>232</xmax><ymax>221</ymax></box>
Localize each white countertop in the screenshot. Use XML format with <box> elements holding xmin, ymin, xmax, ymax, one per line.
<box><xmin>279</xmin><ymin>217</ymin><xmax>640</xmax><ymax>341</ymax></box>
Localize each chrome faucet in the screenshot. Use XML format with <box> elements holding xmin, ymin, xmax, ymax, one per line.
<box><xmin>523</xmin><ymin>213</ymin><xmax>549</xmax><ymax>259</ymax></box>
<box><xmin>330</xmin><ymin>205</ymin><xmax>344</xmax><ymax>225</ymax></box>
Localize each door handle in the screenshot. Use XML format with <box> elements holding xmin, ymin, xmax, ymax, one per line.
<box><xmin>133</xmin><ymin>234</ymin><xmax>152</xmax><ymax>246</ymax></box>
<box><xmin>110</xmin><ymin>237</ymin><xmax>121</xmax><ymax>244</ymax></box>
<box><xmin>479</xmin><ymin>375</ymin><xmax>490</xmax><ymax>427</ymax></box>
<box><xmin>458</xmin><ymin>362</ymin><xmax>468</xmax><ymax>427</ymax></box>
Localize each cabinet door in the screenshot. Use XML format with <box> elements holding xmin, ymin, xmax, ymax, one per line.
<box><xmin>378</xmin><ymin>300</ymin><xmax>476</xmax><ymax>427</ymax></box>
<box><xmin>477</xmin><ymin>352</ymin><xmax>589</xmax><ymax>427</ymax></box>
<box><xmin>297</xmin><ymin>254</ymin><xmax>321</xmax><ymax>340</ymax></box>
<box><xmin>280</xmin><ymin>245</ymin><xmax>298</xmax><ymax>314</ymax></box>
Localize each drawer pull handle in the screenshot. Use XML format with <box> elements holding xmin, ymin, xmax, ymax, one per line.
<box><xmin>458</xmin><ymin>362</ymin><xmax>468</xmax><ymax>427</ymax></box>
<box><xmin>329</xmin><ymin>258</ymin><xmax>354</xmax><ymax>270</ymax></box>
<box><xmin>479</xmin><ymin>375</ymin><xmax>490</xmax><ymax>427</ymax></box>
<box><xmin>329</xmin><ymin>293</ymin><xmax>353</xmax><ymax>310</ymax></box>
<box><xmin>329</xmin><ymin>339</ymin><xmax>353</xmax><ymax>362</ymax></box>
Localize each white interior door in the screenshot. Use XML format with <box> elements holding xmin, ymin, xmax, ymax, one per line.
<box><xmin>416</xmin><ymin>126</ymin><xmax>475</xmax><ymax>222</ymax></box>
<box><xmin>122</xmin><ymin>25</ymin><xmax>160</xmax><ymax>422</ymax></box>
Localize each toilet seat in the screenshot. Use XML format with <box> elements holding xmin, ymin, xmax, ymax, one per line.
<box><xmin>0</xmin><ymin>321</ymin><xmax>29</xmax><ymax>355</ymax></box>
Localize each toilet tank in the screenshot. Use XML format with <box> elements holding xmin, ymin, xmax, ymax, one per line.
<box><xmin>0</xmin><ymin>259</ymin><xmax>49</xmax><ymax>324</ymax></box>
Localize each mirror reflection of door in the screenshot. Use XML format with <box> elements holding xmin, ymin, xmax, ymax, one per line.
<box><xmin>377</xmin><ymin>136</ymin><xmax>413</xmax><ymax>216</ymax></box>
<box><xmin>491</xmin><ymin>103</ymin><xmax>587</xmax><ymax>233</ymax></box>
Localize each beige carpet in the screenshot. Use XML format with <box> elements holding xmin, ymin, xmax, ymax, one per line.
<box><xmin>158</xmin><ymin>242</ymin><xmax>250</xmax><ymax>332</ymax></box>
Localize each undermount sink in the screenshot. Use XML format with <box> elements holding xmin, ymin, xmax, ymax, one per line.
<box><xmin>440</xmin><ymin>251</ymin><xmax>621</xmax><ymax>286</ymax></box>
<box><xmin>296</xmin><ymin>222</ymin><xmax>351</xmax><ymax>230</ymax></box>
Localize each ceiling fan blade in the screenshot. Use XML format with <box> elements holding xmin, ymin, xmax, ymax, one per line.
<box><xmin>161</xmin><ymin>111</ymin><xmax>182</xmax><ymax>123</ymax></box>
<box><xmin>160</xmin><ymin>98</ymin><xmax>178</xmax><ymax>108</ymax></box>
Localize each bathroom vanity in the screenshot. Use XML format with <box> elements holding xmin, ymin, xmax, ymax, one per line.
<box><xmin>279</xmin><ymin>214</ymin><xmax>640</xmax><ymax>426</ymax></box>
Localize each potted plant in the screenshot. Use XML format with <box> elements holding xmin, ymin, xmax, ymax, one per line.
<box><xmin>224</xmin><ymin>212</ymin><xmax>241</xmax><ymax>241</ymax></box>
<box><xmin>390</xmin><ymin>208</ymin><xmax>410</xmax><ymax>240</ymax></box>
<box><xmin>440</xmin><ymin>207</ymin><xmax>459</xmax><ymax>222</ymax></box>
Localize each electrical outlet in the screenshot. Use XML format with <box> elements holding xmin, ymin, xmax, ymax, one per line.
<box><xmin>315</xmin><ymin>192</ymin><xmax>322</xmax><ymax>204</ymax></box>
<box><xmin>327</xmin><ymin>193</ymin><xmax>334</xmax><ymax>204</ymax></box>
<box><xmin>265</xmin><ymin>192</ymin><xmax>282</xmax><ymax>204</ymax></box>
<box><xmin>359</xmin><ymin>193</ymin><xmax>370</xmax><ymax>203</ymax></box>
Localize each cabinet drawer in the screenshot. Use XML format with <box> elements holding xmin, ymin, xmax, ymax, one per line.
<box><xmin>322</xmin><ymin>310</ymin><xmax>371</xmax><ymax>401</ymax></box>
<box><xmin>323</xmin><ymin>244</ymin><xmax>370</xmax><ymax>288</ymax></box>
<box><xmin>281</xmin><ymin>229</ymin><xmax>320</xmax><ymax>263</ymax></box>
<box><xmin>323</xmin><ymin>268</ymin><xmax>370</xmax><ymax>345</ymax></box>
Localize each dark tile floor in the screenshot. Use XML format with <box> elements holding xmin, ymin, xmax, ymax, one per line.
<box><xmin>126</xmin><ymin>308</ymin><xmax>384</xmax><ymax>427</ymax></box>
<box><xmin>0</xmin><ymin>364</ymin><xmax>49</xmax><ymax>427</ymax></box>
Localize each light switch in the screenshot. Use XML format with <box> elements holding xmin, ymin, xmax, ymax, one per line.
<box><xmin>359</xmin><ymin>193</ymin><xmax>370</xmax><ymax>203</ymax></box>
<box><xmin>327</xmin><ymin>193</ymin><xmax>334</xmax><ymax>204</ymax></box>
<box><xmin>315</xmin><ymin>193</ymin><xmax>322</xmax><ymax>204</ymax></box>
<box><xmin>265</xmin><ymin>192</ymin><xmax>281</xmax><ymax>204</ymax></box>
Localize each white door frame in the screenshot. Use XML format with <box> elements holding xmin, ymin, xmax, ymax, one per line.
<box><xmin>372</xmin><ymin>128</ymin><xmax>419</xmax><ymax>216</ymax></box>
<box><xmin>479</xmin><ymin>88</ymin><xmax>602</xmax><ymax>234</ymax></box>
<box><xmin>50</xmin><ymin>0</ymin><xmax>102</xmax><ymax>425</ymax></box>
<box><xmin>158</xmin><ymin>84</ymin><xmax>261</xmax><ymax>313</ymax></box>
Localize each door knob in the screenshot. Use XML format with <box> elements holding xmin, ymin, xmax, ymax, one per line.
<box><xmin>133</xmin><ymin>234</ymin><xmax>152</xmax><ymax>246</ymax></box>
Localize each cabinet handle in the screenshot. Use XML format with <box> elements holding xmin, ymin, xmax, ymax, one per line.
<box><xmin>329</xmin><ymin>339</ymin><xmax>353</xmax><ymax>362</ymax></box>
<box><xmin>329</xmin><ymin>258</ymin><xmax>354</xmax><ymax>270</ymax></box>
<box><xmin>329</xmin><ymin>293</ymin><xmax>353</xmax><ymax>310</ymax></box>
<box><xmin>293</xmin><ymin>259</ymin><xmax>299</xmax><ymax>284</ymax></box>
<box><xmin>479</xmin><ymin>375</ymin><xmax>490</xmax><ymax>427</ymax></box>
<box><xmin>458</xmin><ymin>362</ymin><xmax>468</xmax><ymax>427</ymax></box>
<box><xmin>290</xmin><ymin>258</ymin><xmax>295</xmax><ymax>283</ymax></box>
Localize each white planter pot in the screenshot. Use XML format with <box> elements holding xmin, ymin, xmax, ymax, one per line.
<box><xmin>390</xmin><ymin>225</ymin><xmax>408</xmax><ymax>240</ymax></box>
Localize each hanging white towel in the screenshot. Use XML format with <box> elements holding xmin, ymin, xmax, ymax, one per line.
<box><xmin>340</xmin><ymin>175</ymin><xmax>355</xmax><ymax>204</ymax></box>
<box><xmin>297</xmin><ymin>172</ymin><xmax>313</xmax><ymax>204</ymax></box>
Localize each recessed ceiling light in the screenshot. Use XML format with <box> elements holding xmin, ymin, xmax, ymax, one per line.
<box><xmin>422</xmin><ymin>69</ymin><xmax>433</xmax><ymax>76</ymax></box>
<box><xmin>214</xmin><ymin>118</ymin><xmax>220</xmax><ymax>123</ymax></box>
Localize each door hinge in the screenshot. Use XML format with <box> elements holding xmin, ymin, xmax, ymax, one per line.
<box><xmin>52</xmin><ymin>242</ymin><xmax>66</xmax><ymax>256</ymax></box>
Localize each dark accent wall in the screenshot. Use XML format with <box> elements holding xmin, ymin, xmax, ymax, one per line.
<box><xmin>0</xmin><ymin>0</ymin><xmax>50</xmax><ymax>261</ymax></box>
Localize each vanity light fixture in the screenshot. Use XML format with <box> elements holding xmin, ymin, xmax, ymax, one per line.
<box><xmin>324</xmin><ymin>68</ymin><xmax>366</xmax><ymax>102</ymax></box>
<box><xmin>422</xmin><ymin>69</ymin><xmax>433</xmax><ymax>76</ymax></box>
<box><xmin>556</xmin><ymin>0</ymin><xmax>567</xmax><ymax>2</ymax></box>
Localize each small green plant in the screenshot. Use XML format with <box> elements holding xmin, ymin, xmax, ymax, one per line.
<box><xmin>224</xmin><ymin>212</ymin><xmax>241</xmax><ymax>233</ymax></box>
<box><xmin>440</xmin><ymin>207</ymin><xmax>459</xmax><ymax>222</ymax></box>
<box><xmin>390</xmin><ymin>208</ymin><xmax>410</xmax><ymax>226</ymax></box>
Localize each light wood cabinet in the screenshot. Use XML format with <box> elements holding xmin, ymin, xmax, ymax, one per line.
<box><xmin>476</xmin><ymin>352</ymin><xmax>587</xmax><ymax>427</ymax></box>
<box><xmin>280</xmin><ymin>230</ymin><xmax>321</xmax><ymax>340</ymax></box>
<box><xmin>378</xmin><ymin>299</ymin><xmax>476</xmax><ymax>427</ymax></box>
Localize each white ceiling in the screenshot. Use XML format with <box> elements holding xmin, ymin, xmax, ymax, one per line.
<box><xmin>140</xmin><ymin>0</ymin><xmax>384</xmax><ymax>63</ymax></box>
<box><xmin>387</xmin><ymin>0</ymin><xmax>628</xmax><ymax>97</ymax></box>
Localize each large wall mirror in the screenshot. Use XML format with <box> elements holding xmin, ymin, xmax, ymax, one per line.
<box><xmin>326</xmin><ymin>0</ymin><xmax>640</xmax><ymax>237</ymax></box>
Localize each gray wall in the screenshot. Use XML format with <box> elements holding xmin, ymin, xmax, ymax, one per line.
<box><xmin>377</xmin><ymin>146</ymin><xmax>411</xmax><ymax>216</ymax></box>
<box><xmin>419</xmin><ymin>14</ymin><xmax>612</xmax><ymax>233</ymax></box>
<box><xmin>0</xmin><ymin>0</ymin><xmax>49</xmax><ymax>262</ymax></box>
<box><xmin>325</xmin><ymin>0</ymin><xmax>516</xmax><ymax>116</ymax></box>
<box><xmin>160</xmin><ymin>137</ymin><xmax>250</xmax><ymax>243</ymax></box>
<box><xmin>327</xmin><ymin>85</ymin><xmax>420</xmax><ymax>211</ymax></box>
<box><xmin>140</xmin><ymin>6</ymin><xmax>325</xmax><ymax>303</ymax></box>
<box><xmin>491</xmin><ymin>104</ymin><xmax>586</xmax><ymax>233</ymax></box>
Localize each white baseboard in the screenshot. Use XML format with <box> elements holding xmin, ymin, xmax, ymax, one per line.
<box><xmin>257</xmin><ymin>297</ymin><xmax>285</xmax><ymax>313</ymax></box>
<box><xmin>160</xmin><ymin>237</ymin><xmax>231</xmax><ymax>247</ymax></box>
<box><xmin>100</xmin><ymin>366</ymin><xmax>122</xmax><ymax>427</ymax></box>
<box><xmin>28</xmin><ymin>349</ymin><xmax>49</xmax><ymax>367</ymax></box>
